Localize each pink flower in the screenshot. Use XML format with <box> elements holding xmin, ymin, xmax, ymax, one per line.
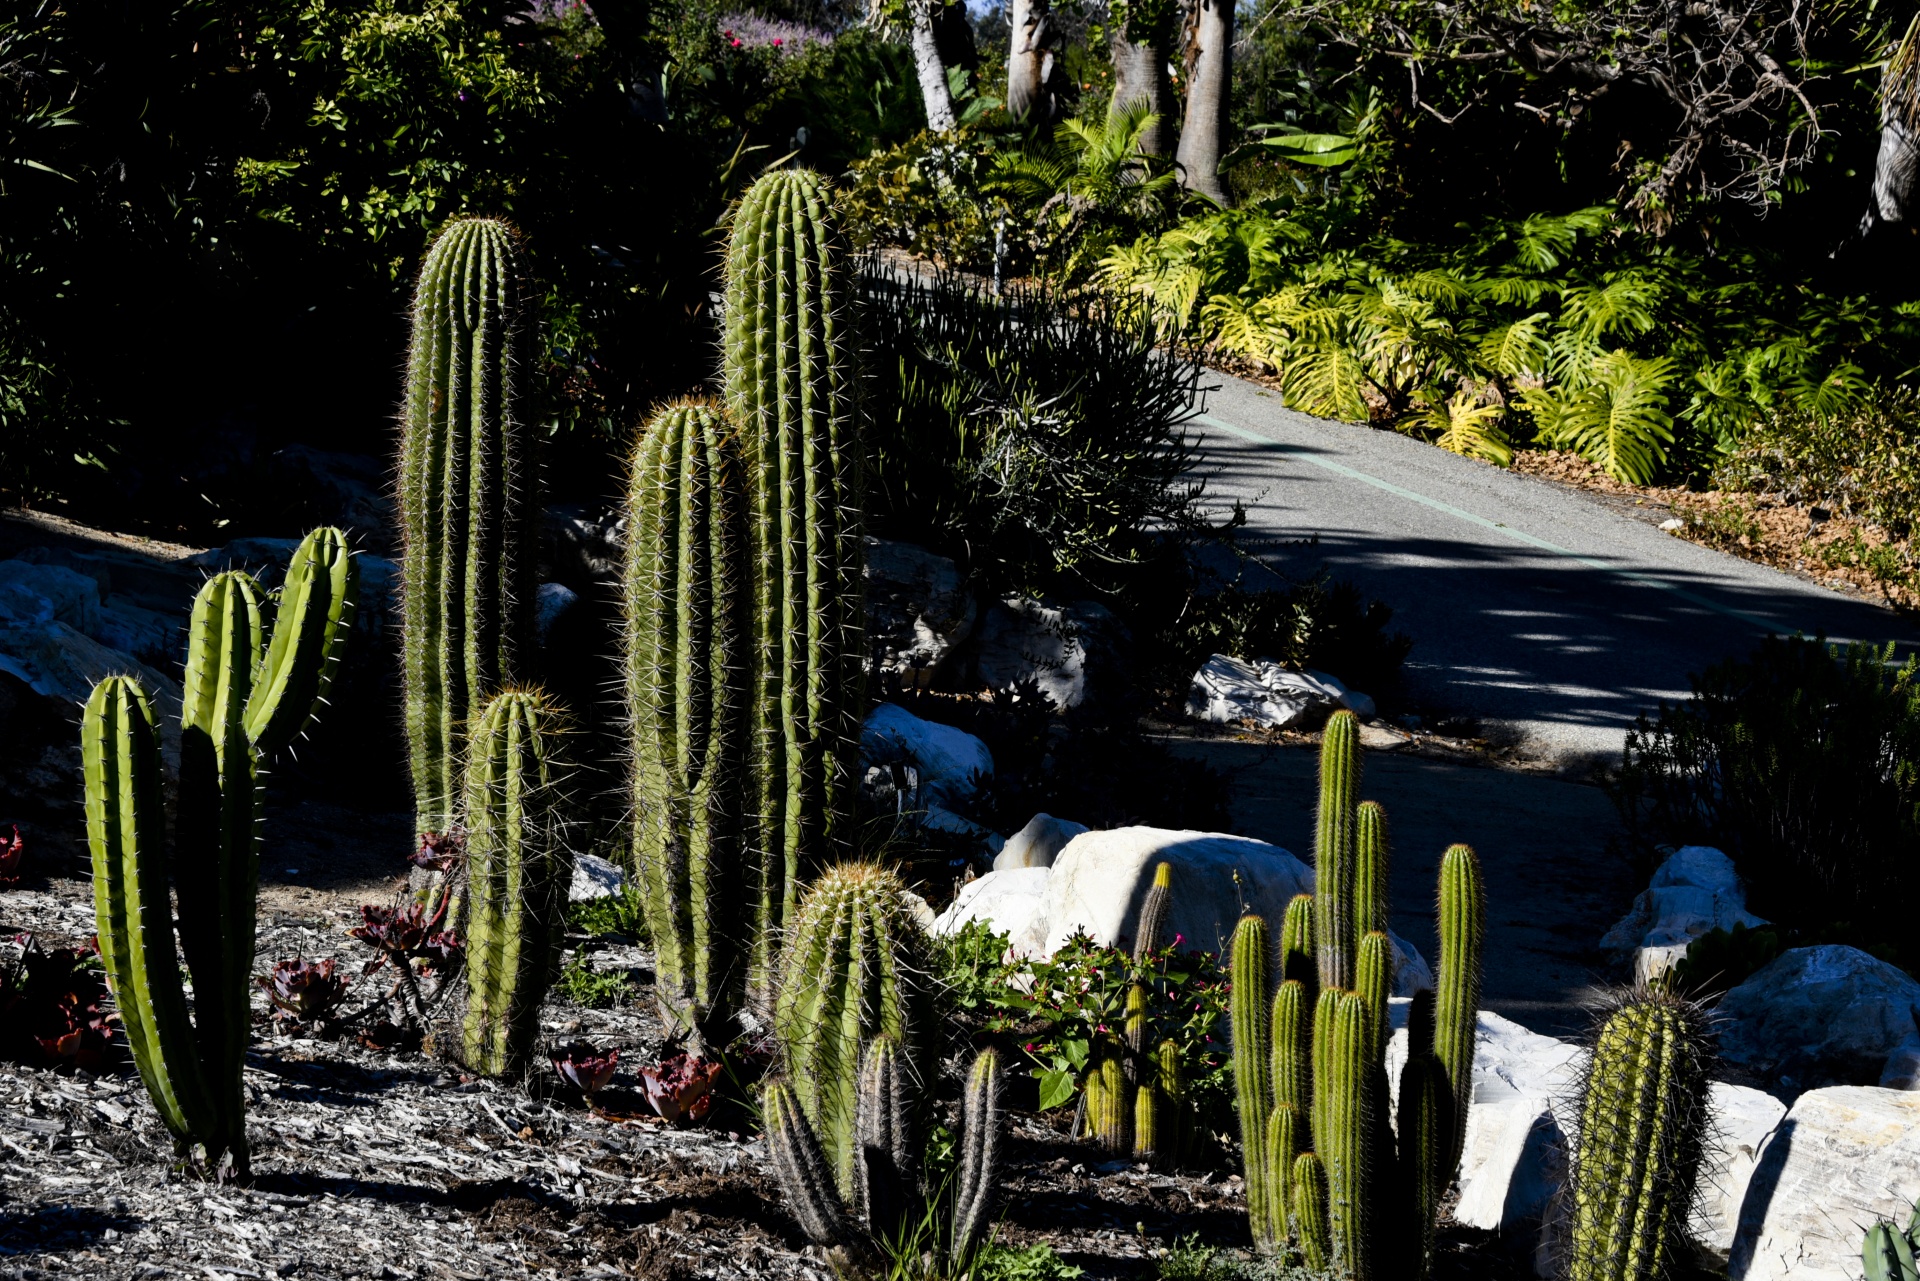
<box><xmin>1172</xmin><ymin>933</ymin><xmax>1185</xmax><ymax>947</ymax></box>
<box><xmin>771</xmin><ymin>37</ymin><xmax>782</xmax><ymax>45</ymax></box>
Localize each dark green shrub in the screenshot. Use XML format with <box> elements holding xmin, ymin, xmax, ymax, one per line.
<box><xmin>1713</xmin><ymin>384</ymin><xmax>1920</xmax><ymax>536</ymax></box>
<box><xmin>1154</xmin><ymin>573</ymin><xmax>1412</xmax><ymax>698</ymax></box>
<box><xmin>1614</xmin><ymin>636</ymin><xmax>1920</xmax><ymax>956</ymax></box>
<box><xmin>1667</xmin><ymin>923</ymin><xmax>1785</xmax><ymax>1000</ymax></box>
<box><xmin>859</xmin><ymin>266</ymin><xmax>1208</xmax><ymax>600</ymax></box>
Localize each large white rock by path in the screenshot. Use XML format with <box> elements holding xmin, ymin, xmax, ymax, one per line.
<box><xmin>1599</xmin><ymin>845</ymin><xmax>1768</xmax><ymax>984</ymax></box>
<box><xmin>1185</xmin><ymin>655</ymin><xmax>1375</xmax><ymax>729</ymax></box>
<box><xmin>970</xmin><ymin>596</ymin><xmax>1125</xmax><ymax>711</ymax></box>
<box><xmin>859</xmin><ymin>702</ymin><xmax>1001</xmax><ymax>850</ymax></box>
<box><xmin>1730</xmin><ymin>1087</ymin><xmax>1920</xmax><ymax>1281</ymax></box>
<box><xmin>993</xmin><ymin>813</ymin><xmax>1089</xmax><ymax>871</ymax></box>
<box><xmin>1696</xmin><ymin>1083</ymin><xmax>1791</xmax><ymax>1256</ymax></box>
<box><xmin>1719</xmin><ymin>946</ymin><xmax>1920</xmax><ymax>1090</ymax></box>
<box><xmin>932</xmin><ymin>867</ymin><xmax>1052</xmax><ymax>946</ymax></box>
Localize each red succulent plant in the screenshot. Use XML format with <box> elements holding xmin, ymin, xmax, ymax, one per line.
<box><xmin>637</xmin><ymin>1052</ymin><xmax>723</xmax><ymax>1125</ymax></box>
<box><xmin>259</xmin><ymin>957</ymin><xmax>351</xmax><ymax>1024</ymax></box>
<box><xmin>0</xmin><ymin>936</ymin><xmax>114</xmax><ymax>1070</ymax></box>
<box><xmin>0</xmin><ymin>826</ymin><xmax>23</xmax><ymax>888</ymax></box>
<box><xmin>550</xmin><ymin>1042</ymin><xmax>620</xmax><ymax>1099</ymax></box>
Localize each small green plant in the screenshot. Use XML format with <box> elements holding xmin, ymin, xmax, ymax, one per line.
<box><xmin>567</xmin><ymin>887</ymin><xmax>648</xmax><ymax>940</ymax></box>
<box><xmin>975</xmin><ymin>1240</ymin><xmax>1086</xmax><ymax>1281</ymax></box>
<box><xmin>1863</xmin><ymin>1196</ymin><xmax>1920</xmax><ymax>1281</ymax></box>
<box><xmin>557</xmin><ymin>948</ymin><xmax>637</xmax><ymax>1010</ymax></box>
<box><xmin>1666</xmin><ymin>922</ymin><xmax>1784</xmax><ymax>1000</ymax></box>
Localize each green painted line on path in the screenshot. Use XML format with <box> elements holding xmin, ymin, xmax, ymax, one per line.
<box><xmin>1192</xmin><ymin>410</ymin><xmax>1793</xmax><ymax>635</ymax></box>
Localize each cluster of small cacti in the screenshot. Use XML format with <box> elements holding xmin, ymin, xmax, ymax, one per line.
<box><xmin>85</xmin><ymin>528</ymin><xmax>358</xmax><ymax>1174</ymax></box>
<box><xmin>1086</xmin><ymin>861</ymin><xmax>1188</xmax><ymax>1166</ymax></box>
<box><xmin>1229</xmin><ymin>710</ymin><xmax>1485</xmax><ymax>1279</ymax></box>
<box><xmin>625</xmin><ymin>168</ymin><xmax>866</xmax><ymax>1044</ymax></box>
<box><xmin>1563</xmin><ymin>990</ymin><xmax>1714</xmax><ymax>1281</ymax></box>
<box><xmin>764</xmin><ymin>864</ymin><xmax>1005</xmax><ymax>1270</ymax></box>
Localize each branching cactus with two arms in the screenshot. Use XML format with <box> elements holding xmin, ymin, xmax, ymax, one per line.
<box><xmin>625</xmin><ymin>400</ymin><xmax>752</xmax><ymax>1052</ymax></box>
<box><xmin>722</xmin><ymin>168</ymin><xmax>865</xmax><ymax>1001</ymax></box>
<box><xmin>1227</xmin><ymin>709</ymin><xmax>1486</xmax><ymax>1278</ymax></box>
<box><xmin>399</xmin><ymin>216</ymin><xmax>539</xmax><ymax>837</ymax></box>
<box><xmin>87</xmin><ymin>529</ymin><xmax>356</xmax><ymax>1175</ymax></box>
<box><xmin>461</xmin><ymin>688</ymin><xmax>575</xmax><ymax>1079</ymax></box>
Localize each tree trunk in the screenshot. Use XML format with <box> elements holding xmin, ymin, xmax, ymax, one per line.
<box><xmin>1109</xmin><ymin>26</ymin><xmax>1176</xmax><ymax>156</ymax></box>
<box><xmin>1175</xmin><ymin>0</ymin><xmax>1232</xmax><ymax>202</ymax></box>
<box><xmin>911</xmin><ymin>3</ymin><xmax>958</xmax><ymax>133</ymax></box>
<box><xmin>1007</xmin><ymin>0</ymin><xmax>1051</xmax><ymax>123</ymax></box>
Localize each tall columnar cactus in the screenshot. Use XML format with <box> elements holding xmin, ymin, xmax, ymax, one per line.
<box><xmin>86</xmin><ymin>529</ymin><xmax>356</xmax><ymax>1174</ymax></box>
<box><xmin>773</xmin><ymin>863</ymin><xmax>935</xmax><ymax>1197</ymax></box>
<box><xmin>766</xmin><ymin>1045</ymin><xmax>1005</xmax><ymax>1269</ymax></box>
<box><xmin>1227</xmin><ymin>715</ymin><xmax>1487</xmax><ymax>1278</ymax></box>
<box><xmin>1135</xmin><ymin>861</ymin><xmax>1173</xmax><ymax>959</ymax></box>
<box><xmin>1315</xmin><ymin>711</ymin><xmax>1361</xmax><ymax>991</ymax></box>
<box><xmin>626</xmin><ymin>400</ymin><xmax>752</xmax><ymax>1049</ymax></box>
<box><xmin>722</xmin><ymin>168</ymin><xmax>865</xmax><ymax>998</ymax></box>
<box><xmin>400</xmin><ymin>216</ymin><xmax>538</xmax><ymax>837</ymax></box>
<box><xmin>461</xmin><ymin>689</ymin><xmax>575</xmax><ymax>1078</ymax></box>
<box><xmin>1565</xmin><ymin>992</ymin><xmax>1713</xmax><ymax>1281</ymax></box>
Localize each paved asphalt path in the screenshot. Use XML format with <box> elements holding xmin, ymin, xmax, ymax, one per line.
<box><xmin>1189</xmin><ymin>372</ymin><xmax>1920</xmax><ymax>771</ymax></box>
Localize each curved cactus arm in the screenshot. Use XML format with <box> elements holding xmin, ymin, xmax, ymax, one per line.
<box><xmin>1229</xmin><ymin>914</ymin><xmax>1275</xmax><ymax>1241</ymax></box>
<box><xmin>85</xmin><ymin>676</ymin><xmax>219</xmax><ymax>1150</ymax></box>
<box><xmin>951</xmin><ymin>1047</ymin><xmax>1005</xmax><ymax>1263</ymax></box>
<box><xmin>765</xmin><ymin>1081</ymin><xmax>860</xmax><ymax>1248</ymax></box>
<box><xmin>1436</xmin><ymin>842</ymin><xmax>1485</xmax><ymax>1174</ymax></box>
<box><xmin>1315</xmin><ymin>711</ymin><xmax>1361</xmax><ymax>992</ymax></box>
<box><xmin>245</xmin><ymin>527</ymin><xmax>359</xmax><ymax>756</ymax></box>
<box><xmin>175</xmin><ymin>571</ymin><xmax>267</xmax><ymax>1173</ymax></box>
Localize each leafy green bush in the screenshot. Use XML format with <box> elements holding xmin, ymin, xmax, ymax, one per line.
<box><xmin>1667</xmin><ymin>923</ymin><xmax>1785</xmax><ymax>1001</ymax></box>
<box><xmin>1154</xmin><ymin>574</ymin><xmax>1411</xmax><ymax>699</ymax></box>
<box><xmin>860</xmin><ymin>266</ymin><xmax>1208</xmax><ymax>600</ymax></box>
<box><xmin>556</xmin><ymin>947</ymin><xmax>637</xmax><ymax>1009</ymax></box>
<box><xmin>567</xmin><ymin>886</ymin><xmax>647</xmax><ymax>941</ymax></box>
<box><xmin>975</xmin><ymin>1241</ymin><xmax>1086</xmax><ymax>1281</ymax></box>
<box><xmin>1713</xmin><ymin>384</ymin><xmax>1920</xmax><ymax>536</ymax></box>
<box><xmin>1615</xmin><ymin>637</ymin><xmax>1920</xmax><ymax>960</ymax></box>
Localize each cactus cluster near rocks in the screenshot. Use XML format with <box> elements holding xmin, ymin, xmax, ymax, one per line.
<box><xmin>1563</xmin><ymin>991</ymin><xmax>1714</xmax><ymax>1281</ymax></box>
<box><xmin>765</xmin><ymin>865</ymin><xmax>1005</xmax><ymax>1271</ymax></box>
<box><xmin>399</xmin><ymin>216</ymin><xmax>539</xmax><ymax>838</ymax></box>
<box><xmin>460</xmin><ymin>689</ymin><xmax>575</xmax><ymax>1078</ymax></box>
<box><xmin>1088</xmin><ymin>861</ymin><xmax>1188</xmax><ymax>1165</ymax></box>
<box><xmin>1229</xmin><ymin>710</ymin><xmax>1485</xmax><ymax>1279</ymax></box>
<box><xmin>85</xmin><ymin>529</ymin><xmax>358</xmax><ymax>1174</ymax></box>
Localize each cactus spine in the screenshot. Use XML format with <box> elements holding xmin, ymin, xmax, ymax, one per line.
<box><xmin>626</xmin><ymin>400</ymin><xmax>751</xmax><ymax>1050</ymax></box>
<box><xmin>722</xmin><ymin>169</ymin><xmax>865</xmax><ymax>999</ymax></box>
<box><xmin>461</xmin><ymin>689</ymin><xmax>574</xmax><ymax>1078</ymax></box>
<box><xmin>1565</xmin><ymin>992</ymin><xmax>1713</xmax><ymax>1281</ymax></box>
<box><xmin>86</xmin><ymin>530</ymin><xmax>356</xmax><ymax>1174</ymax></box>
<box><xmin>1225</xmin><ymin>713</ymin><xmax>1485</xmax><ymax>1277</ymax></box>
<box><xmin>399</xmin><ymin>216</ymin><xmax>538</xmax><ymax>836</ymax></box>
<box><xmin>773</xmin><ymin>863</ymin><xmax>934</xmax><ymax>1198</ymax></box>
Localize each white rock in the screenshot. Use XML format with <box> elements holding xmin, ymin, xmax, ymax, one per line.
<box><xmin>1305</xmin><ymin>668</ymin><xmax>1377</xmax><ymax>719</ymax></box>
<box><xmin>864</xmin><ymin>537</ymin><xmax>976</xmax><ymax>687</ymax></box>
<box><xmin>1730</xmin><ymin>1087</ymin><xmax>1920</xmax><ymax>1281</ymax></box>
<box><xmin>1696</xmin><ymin>1082</ymin><xmax>1790</xmax><ymax>1256</ymax></box>
<box><xmin>1186</xmin><ymin>654</ymin><xmax>1334</xmax><ymax>729</ymax></box>
<box><xmin>1600</xmin><ymin>846</ymin><xmax>1767</xmax><ymax>984</ymax></box>
<box><xmin>0</xmin><ymin>560</ymin><xmax>102</xmax><ymax>634</ymax></box>
<box><xmin>859</xmin><ymin>702</ymin><xmax>994</xmax><ymax>812</ymax></box>
<box><xmin>971</xmin><ymin>596</ymin><xmax>1124</xmax><ymax>711</ymax></box>
<box><xmin>994</xmin><ymin>813</ymin><xmax>1089</xmax><ymax>871</ymax></box>
<box><xmin>569</xmin><ymin>852</ymin><xmax>625</xmax><ymax>902</ymax></box>
<box><xmin>1880</xmin><ymin>1031</ymin><xmax>1920</xmax><ymax>1091</ymax></box>
<box><xmin>932</xmin><ymin>867</ymin><xmax>1053</xmax><ymax>945</ymax></box>
<box><xmin>899</xmin><ymin>889</ymin><xmax>937</xmax><ymax>933</ymax></box>
<box><xmin>1720</xmin><ymin>946</ymin><xmax>1920</xmax><ymax>1089</ymax></box>
<box><xmin>534</xmin><ymin>582</ymin><xmax>579</xmax><ymax>644</ymax></box>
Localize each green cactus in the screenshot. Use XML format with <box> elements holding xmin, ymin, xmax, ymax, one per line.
<box><xmin>1293</xmin><ymin>1151</ymin><xmax>1331</xmax><ymax>1273</ymax></box>
<box><xmin>773</xmin><ymin>863</ymin><xmax>935</xmax><ymax>1198</ymax></box>
<box><xmin>1135</xmin><ymin>1038</ymin><xmax>1183</xmax><ymax>1169</ymax></box>
<box><xmin>626</xmin><ymin>400</ymin><xmax>752</xmax><ymax>1050</ymax></box>
<box><xmin>86</xmin><ymin>530</ymin><xmax>356</xmax><ymax>1174</ymax></box>
<box><xmin>1864</xmin><ymin>1199</ymin><xmax>1920</xmax><ymax>1281</ymax></box>
<box><xmin>764</xmin><ymin>1080</ymin><xmax>861</xmax><ymax>1253</ymax></box>
<box><xmin>399</xmin><ymin>216</ymin><xmax>539</xmax><ymax>837</ymax></box>
<box><xmin>722</xmin><ymin>168</ymin><xmax>865</xmax><ymax>1000</ymax></box>
<box><xmin>1224</xmin><ymin>715</ymin><xmax>1485</xmax><ymax>1278</ymax></box>
<box><xmin>1135</xmin><ymin>861</ymin><xmax>1173</xmax><ymax>959</ymax></box>
<box><xmin>855</xmin><ymin>1035</ymin><xmax>917</xmax><ymax>1241</ymax></box>
<box><xmin>461</xmin><ymin>689</ymin><xmax>575</xmax><ymax>1078</ymax></box>
<box><xmin>1566</xmin><ymin>992</ymin><xmax>1713</xmax><ymax>1281</ymax></box>
<box><xmin>1315</xmin><ymin>710</ymin><xmax>1361</xmax><ymax>991</ymax></box>
<box><xmin>952</xmin><ymin>1047</ymin><xmax>1005</xmax><ymax>1261</ymax></box>
<box><xmin>1087</xmin><ymin>1041</ymin><xmax>1132</xmax><ymax>1155</ymax></box>
<box><xmin>1230</xmin><ymin>913</ymin><xmax>1278</xmax><ymax>1248</ymax></box>
<box><xmin>1436</xmin><ymin>842</ymin><xmax>1484</xmax><ymax>1172</ymax></box>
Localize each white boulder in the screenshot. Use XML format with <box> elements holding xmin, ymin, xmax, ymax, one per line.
<box><xmin>1730</xmin><ymin>1087</ymin><xmax>1920</xmax><ymax>1281</ymax></box>
<box><xmin>570</xmin><ymin>852</ymin><xmax>625</xmax><ymax>902</ymax></box>
<box><xmin>993</xmin><ymin>813</ymin><xmax>1088</xmax><ymax>872</ymax></box>
<box><xmin>932</xmin><ymin>867</ymin><xmax>1052</xmax><ymax>945</ymax></box>
<box><xmin>1186</xmin><ymin>654</ymin><xmax>1355</xmax><ymax>729</ymax></box>
<box><xmin>1719</xmin><ymin>946</ymin><xmax>1920</xmax><ymax>1090</ymax></box>
<box><xmin>1696</xmin><ymin>1082</ymin><xmax>1791</xmax><ymax>1255</ymax></box>
<box><xmin>970</xmin><ymin>596</ymin><xmax>1124</xmax><ymax>711</ymax></box>
<box><xmin>864</xmin><ymin>538</ymin><xmax>977</xmax><ymax>688</ymax></box>
<box><xmin>860</xmin><ymin>702</ymin><xmax>993</xmax><ymax>810</ymax></box>
<box><xmin>1599</xmin><ymin>846</ymin><xmax>1768</xmax><ymax>984</ymax></box>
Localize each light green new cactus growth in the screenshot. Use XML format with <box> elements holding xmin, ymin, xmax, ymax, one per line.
<box><xmin>1565</xmin><ymin>991</ymin><xmax>1713</xmax><ymax>1281</ymax></box>
<box><xmin>1436</xmin><ymin>842</ymin><xmax>1485</xmax><ymax>1172</ymax></box>
<box><xmin>1356</xmin><ymin>930</ymin><xmax>1392</xmax><ymax>1056</ymax></box>
<box><xmin>1315</xmin><ymin>710</ymin><xmax>1361</xmax><ymax>991</ymax></box>
<box><xmin>87</xmin><ymin>530</ymin><xmax>357</xmax><ymax>1174</ymax></box>
<box><xmin>1230</xmin><ymin>913</ymin><xmax>1279</xmax><ymax>1249</ymax></box>
<box><xmin>1263</xmin><ymin>1102</ymin><xmax>1301</xmax><ymax>1245</ymax></box>
<box><xmin>723</xmin><ymin>168</ymin><xmax>865</xmax><ymax>999</ymax></box>
<box><xmin>1270</xmin><ymin>979</ymin><xmax>1311</xmax><ymax>1120</ymax></box>
<box><xmin>461</xmin><ymin>689</ymin><xmax>575</xmax><ymax>1078</ymax></box>
<box><xmin>1322</xmin><ymin>991</ymin><xmax>1375</xmax><ymax>1280</ymax></box>
<box><xmin>399</xmin><ymin>216</ymin><xmax>538</xmax><ymax>837</ymax></box>
<box><xmin>1293</xmin><ymin>1151</ymin><xmax>1331</xmax><ymax>1273</ymax></box>
<box><xmin>1280</xmin><ymin>891</ymin><xmax>1317</xmax><ymax>991</ymax></box>
<box><xmin>626</xmin><ymin>400</ymin><xmax>752</xmax><ymax>1050</ymax></box>
<box><xmin>773</xmin><ymin>863</ymin><xmax>935</xmax><ymax>1198</ymax></box>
